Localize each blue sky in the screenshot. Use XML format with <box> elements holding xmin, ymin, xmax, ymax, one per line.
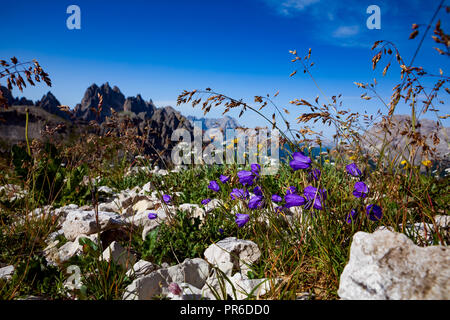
<box><xmin>1</xmin><ymin>0</ymin><xmax>448</xmax><ymax>138</ymax></box>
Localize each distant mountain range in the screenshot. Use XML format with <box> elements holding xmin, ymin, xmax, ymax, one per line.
<box><xmin>0</xmin><ymin>83</ymin><xmax>193</xmax><ymax>163</ymax></box>
<box><xmin>1</xmin><ymin>84</ymin><xmax>448</xmax><ymax>167</ymax></box>
<box><xmin>361</xmin><ymin>115</ymin><xmax>450</xmax><ymax>166</ymax></box>
<box><xmin>0</xmin><ymin>83</ymin><xmax>241</xmax><ymax>164</ymax></box>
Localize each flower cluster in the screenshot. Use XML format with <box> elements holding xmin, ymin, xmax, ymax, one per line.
<box><xmin>153</xmin><ymin>154</ymin><xmax>383</xmax><ymax>230</ymax></box>
<box><xmin>345</xmin><ymin>162</ymin><xmax>382</xmax><ymax>223</ymax></box>
<box><xmin>282</xmin><ymin>152</ymin><xmax>327</xmax><ymax>212</ymax></box>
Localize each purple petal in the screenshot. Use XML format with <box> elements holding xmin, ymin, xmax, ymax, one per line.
<box><xmin>235</xmin><ymin>213</ymin><xmax>250</xmax><ymax>228</ymax></box>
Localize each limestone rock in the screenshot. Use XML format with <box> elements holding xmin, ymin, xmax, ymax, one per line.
<box><xmin>101</xmin><ymin>241</ymin><xmax>136</xmax><ymax>269</ymax></box>
<box><xmin>165</xmin><ymin>282</ymin><xmax>203</xmax><ymax>300</ymax></box>
<box><xmin>0</xmin><ymin>265</ymin><xmax>14</xmax><ymax>280</ymax></box>
<box><xmin>203</xmin><ymin>199</ymin><xmax>223</xmax><ymax>213</ymax></box>
<box><xmin>338</xmin><ymin>229</ymin><xmax>450</xmax><ymax>300</ymax></box>
<box><xmin>401</xmin><ymin>222</ymin><xmax>436</xmax><ymax>246</ymax></box>
<box><xmin>126</xmin><ymin>260</ymin><xmax>158</xmax><ymax>278</ymax></box>
<box><xmin>132</xmin><ymin>199</ymin><xmax>156</xmax><ymax>213</ymax></box>
<box><xmin>179</xmin><ymin>203</ymin><xmax>206</xmax><ymax>221</ymax></box>
<box><xmin>98</xmin><ymin>186</ymin><xmax>114</xmax><ymax>195</ymax></box>
<box><xmin>203</xmin><ymin>237</ymin><xmax>261</xmax><ymax>277</ymax></box>
<box><xmin>200</xmin><ymin>270</ymin><xmax>276</xmax><ymax>300</ymax></box>
<box><xmin>140</xmin><ymin>207</ymin><xmax>171</xmax><ymax>240</ymax></box>
<box><xmin>45</xmin><ymin>229</ymin><xmax>64</xmax><ymax>244</ymax></box>
<box><xmin>62</xmin><ymin>210</ymin><xmax>126</xmax><ymax>241</ymax></box>
<box><xmin>140</xmin><ymin>182</ymin><xmax>155</xmax><ymax>194</ymax></box>
<box><xmin>45</xmin><ymin>234</ymin><xmax>98</xmax><ymax>265</ymax></box>
<box><xmin>123</xmin><ymin>258</ymin><xmax>209</xmax><ymax>300</ymax></box>
<box><xmin>123</xmin><ymin>268</ymin><xmax>170</xmax><ymax>300</ymax></box>
<box><xmin>166</xmin><ymin>258</ymin><xmax>210</xmax><ymax>289</ymax></box>
<box><xmin>226</xmin><ymin>273</ymin><xmax>273</xmax><ymax>300</ymax></box>
<box><xmin>98</xmin><ymin>200</ymin><xmax>120</xmax><ymax>213</ymax></box>
<box><xmin>116</xmin><ymin>190</ymin><xmax>150</xmax><ymax>216</ymax></box>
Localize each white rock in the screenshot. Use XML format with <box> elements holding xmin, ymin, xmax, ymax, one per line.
<box><xmin>179</xmin><ymin>203</ymin><xmax>206</xmax><ymax>221</ymax></box>
<box><xmin>166</xmin><ymin>258</ymin><xmax>210</xmax><ymax>289</ymax></box>
<box><xmin>203</xmin><ymin>199</ymin><xmax>223</xmax><ymax>213</ymax></box>
<box><xmin>98</xmin><ymin>186</ymin><xmax>114</xmax><ymax>194</ymax></box>
<box><xmin>123</xmin><ymin>258</ymin><xmax>210</xmax><ymax>300</ymax></box>
<box><xmin>338</xmin><ymin>229</ymin><xmax>450</xmax><ymax>300</ymax></box>
<box><xmin>201</xmin><ymin>270</ymin><xmax>277</xmax><ymax>300</ymax></box>
<box><xmin>117</xmin><ymin>190</ymin><xmax>137</xmax><ymax>212</ymax></box>
<box><xmin>165</xmin><ymin>282</ymin><xmax>203</xmax><ymax>300</ymax></box>
<box><xmin>226</xmin><ymin>273</ymin><xmax>274</xmax><ymax>300</ymax></box>
<box><xmin>126</xmin><ymin>260</ymin><xmax>158</xmax><ymax>278</ymax></box>
<box><xmin>156</xmin><ymin>169</ymin><xmax>168</xmax><ymax>176</ymax></box>
<box><xmin>46</xmin><ymin>229</ymin><xmax>64</xmax><ymax>244</ymax></box>
<box><xmin>140</xmin><ymin>182</ymin><xmax>154</xmax><ymax>194</ymax></box>
<box><xmin>123</xmin><ymin>268</ymin><xmax>170</xmax><ymax>300</ymax></box>
<box><xmin>27</xmin><ymin>204</ymin><xmax>79</xmax><ymax>227</ymax></box>
<box><xmin>204</xmin><ymin>237</ymin><xmax>261</xmax><ymax>277</ymax></box>
<box><xmin>401</xmin><ymin>222</ymin><xmax>436</xmax><ymax>246</ymax></box>
<box><xmin>45</xmin><ymin>234</ymin><xmax>98</xmax><ymax>265</ymax></box>
<box><xmin>125</xmin><ymin>166</ymin><xmax>151</xmax><ymax>177</ymax></box>
<box><xmin>149</xmin><ymin>191</ymin><xmax>161</xmax><ymax>200</ymax></box>
<box><xmin>54</xmin><ymin>204</ymin><xmax>79</xmax><ymax>216</ymax></box>
<box><xmin>29</xmin><ymin>205</ymin><xmax>53</xmax><ymax>219</ymax></box>
<box><xmin>132</xmin><ymin>199</ymin><xmax>156</xmax><ymax>213</ymax></box>
<box><xmin>0</xmin><ymin>184</ymin><xmax>27</xmax><ymax>201</ymax></box>
<box><xmin>201</xmin><ymin>269</ymin><xmax>229</xmax><ymax>300</ymax></box>
<box><xmin>116</xmin><ymin>190</ymin><xmax>151</xmax><ymax>216</ymax></box>
<box><xmin>127</xmin><ymin>210</ymin><xmax>154</xmax><ymax>228</ymax></box>
<box><xmin>435</xmin><ymin>215</ymin><xmax>450</xmax><ymax>229</ymax></box>
<box><xmin>101</xmin><ymin>241</ymin><xmax>136</xmax><ymax>269</ymax></box>
<box><xmin>62</xmin><ymin>210</ymin><xmax>126</xmax><ymax>241</ymax></box>
<box><xmin>0</xmin><ymin>265</ymin><xmax>14</xmax><ymax>280</ymax></box>
<box><xmin>141</xmin><ymin>207</ymin><xmax>172</xmax><ymax>240</ymax></box>
<box><xmin>98</xmin><ymin>200</ymin><xmax>120</xmax><ymax>213</ymax></box>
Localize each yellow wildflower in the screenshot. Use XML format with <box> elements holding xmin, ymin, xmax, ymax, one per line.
<box><xmin>422</xmin><ymin>160</ymin><xmax>432</xmax><ymax>167</ymax></box>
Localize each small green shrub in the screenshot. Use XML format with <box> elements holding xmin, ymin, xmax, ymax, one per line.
<box><xmin>140</xmin><ymin>209</ymin><xmax>235</xmax><ymax>265</ymax></box>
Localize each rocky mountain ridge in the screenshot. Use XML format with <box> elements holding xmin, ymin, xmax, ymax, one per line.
<box><xmin>0</xmin><ymin>83</ymin><xmax>192</xmax><ymax>163</ymax></box>
<box><xmin>361</xmin><ymin>115</ymin><xmax>450</xmax><ymax>166</ymax></box>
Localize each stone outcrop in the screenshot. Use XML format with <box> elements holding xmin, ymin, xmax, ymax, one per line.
<box><xmin>0</xmin><ymin>85</ymin><xmax>35</xmax><ymax>107</ymax></box>
<box><xmin>203</xmin><ymin>237</ymin><xmax>261</xmax><ymax>277</ymax></box>
<box><xmin>361</xmin><ymin>115</ymin><xmax>450</xmax><ymax>167</ymax></box>
<box><xmin>73</xmin><ymin>83</ymin><xmax>126</xmax><ymax>122</ymax></box>
<box><xmin>36</xmin><ymin>91</ymin><xmax>70</xmax><ymax>120</ymax></box>
<box><xmin>62</xmin><ymin>209</ymin><xmax>127</xmax><ymax>241</ymax></box>
<box><xmin>338</xmin><ymin>229</ymin><xmax>450</xmax><ymax>300</ymax></box>
<box><xmin>0</xmin><ymin>83</ymin><xmax>194</xmax><ymax>165</ymax></box>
